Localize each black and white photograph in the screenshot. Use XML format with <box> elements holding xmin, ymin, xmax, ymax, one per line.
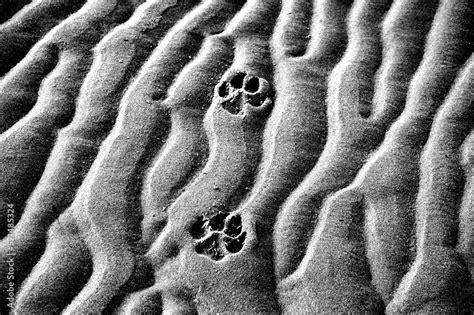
<box><xmin>0</xmin><ymin>0</ymin><xmax>472</xmax><ymax>313</ymax></box>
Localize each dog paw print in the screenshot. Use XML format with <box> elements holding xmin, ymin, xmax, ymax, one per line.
<box><xmin>190</xmin><ymin>212</ymin><xmax>246</xmax><ymax>261</ymax></box>
<box><xmin>216</xmin><ymin>71</ymin><xmax>273</xmax><ymax>116</ymax></box>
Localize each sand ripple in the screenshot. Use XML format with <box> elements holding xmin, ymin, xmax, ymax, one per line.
<box><xmin>0</xmin><ymin>0</ymin><xmax>472</xmax><ymax>313</ymax></box>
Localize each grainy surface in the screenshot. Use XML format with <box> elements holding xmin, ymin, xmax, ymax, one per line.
<box><xmin>0</xmin><ymin>0</ymin><xmax>472</xmax><ymax>313</ymax></box>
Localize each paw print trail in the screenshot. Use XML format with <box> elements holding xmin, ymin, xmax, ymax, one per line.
<box><xmin>0</xmin><ymin>0</ymin><xmax>200</xmax><ymax>307</ymax></box>
<box><xmin>387</xmin><ymin>54</ymin><xmax>473</xmax><ymax>314</ymax></box>
<box><xmin>0</xmin><ymin>0</ymin><xmax>139</xmax><ymax>240</ymax></box>
<box><xmin>118</xmin><ymin>33</ymin><xmax>239</xmax><ymax>312</ymax></box>
<box><xmin>11</xmin><ymin>0</ymin><xmax>244</xmax><ymax>313</ymax></box>
<box><xmin>138</xmin><ymin>2</ymin><xmax>249</xmax><ymax>247</ymax></box>
<box><xmin>0</xmin><ymin>0</ymin><xmax>470</xmax><ymax>313</ymax></box>
<box><xmin>139</xmin><ymin>72</ymin><xmax>274</xmax><ymax>313</ymax></box>
<box><xmin>141</xmin><ymin>70</ymin><xmax>272</xmax><ymax>247</ymax></box>
<box><xmin>274</xmin><ymin>0</ymin><xmax>438</xmax><ymax>294</ymax></box>
<box><xmin>120</xmin><ymin>0</ymin><xmax>280</xmax><ymax>313</ymax></box>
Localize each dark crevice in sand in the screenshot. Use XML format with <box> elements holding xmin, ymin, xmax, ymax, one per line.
<box><xmin>250</xmin><ymin>0</ymin><xmax>357</xmax><ymax>291</ymax></box>
<box><xmin>124</xmin><ymin>110</ymin><xmax>173</xmax><ymax>249</ymax></box>
<box><xmin>273</xmin><ymin>0</ymin><xmax>393</xmax><ymax>283</ymax></box>
<box><xmin>386</xmin><ymin>54</ymin><xmax>473</xmax><ymax>314</ymax></box>
<box><xmin>362</xmin><ymin>0</ymin><xmax>473</xmax><ymax>306</ymax></box>
<box><xmin>107</xmin><ymin>34</ymin><xmax>236</xmax><ymax>315</ymax></box>
<box><xmin>0</xmin><ymin>0</ymin><xmax>142</xmax><ymax>133</ymax></box>
<box><xmin>278</xmin><ymin>191</ymin><xmax>384</xmax><ymax>313</ymax></box>
<box><xmin>0</xmin><ymin>51</ymin><xmax>94</xmax><ymax>234</ymax></box>
<box><xmin>275</xmin><ymin>0</ymin><xmax>459</xmax><ymax>310</ymax></box>
<box><xmin>0</xmin><ymin>0</ymin><xmax>32</xmax><ymax>24</ymax></box>
<box><xmin>272</xmin><ymin>0</ymin><xmax>313</xmax><ymax>58</ymax></box>
<box><xmin>275</xmin><ymin>0</ymin><xmax>441</xmax><ymax>297</ymax></box>
<box><xmin>0</xmin><ymin>0</ymin><xmax>206</xmax><ymax>309</ymax></box>
<box><xmin>0</xmin><ymin>0</ymin><xmax>472</xmax><ymax>313</ymax></box>
<box><xmin>121</xmin><ymin>0</ymin><xmax>249</xmax><ymax>271</ymax></box>
<box><xmin>331</xmin><ymin>0</ymin><xmax>393</xmax><ymax>121</ymax></box>
<box><xmin>0</xmin><ymin>0</ymin><xmax>87</xmax><ymax>76</ymax></box>
<box><xmin>371</xmin><ymin>0</ymin><xmax>439</xmax><ymax>124</ymax></box>
<box><xmin>0</xmin><ymin>44</ymin><xmax>60</xmax><ymax>134</ymax></box>
<box><xmin>102</xmin><ymin>253</ymin><xmax>156</xmax><ymax>313</ymax></box>
<box><xmin>137</xmin><ymin>66</ymin><xmax>275</xmax><ymax>313</ymax></box>
<box><xmin>140</xmin><ymin>131</ymin><xmax>209</xmax><ymax>248</ymax></box>
<box><xmin>10</xmin><ymin>1</ymin><xmax>245</xmax><ymax>313</ymax></box>
<box><xmin>123</xmin><ymin>1</ymin><xmax>281</xmax><ymax>313</ymax></box>
<box><xmin>137</xmin><ymin>33</ymin><xmax>239</xmax><ymax>253</ymax></box>
<box><xmin>0</xmin><ymin>0</ymin><xmax>139</xmax><ymax>240</ymax></box>
<box><xmin>10</xmin><ymin>217</ymin><xmax>94</xmax><ymax>314</ymax></box>
<box><xmin>457</xmin><ymin>130</ymin><xmax>474</xmax><ymax>284</ymax></box>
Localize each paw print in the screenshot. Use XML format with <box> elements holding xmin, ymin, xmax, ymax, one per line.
<box><xmin>215</xmin><ymin>71</ymin><xmax>273</xmax><ymax>117</ymax></box>
<box><xmin>190</xmin><ymin>212</ymin><xmax>246</xmax><ymax>261</ymax></box>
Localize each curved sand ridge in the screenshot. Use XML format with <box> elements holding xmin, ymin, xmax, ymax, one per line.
<box><xmin>0</xmin><ymin>0</ymin><xmax>472</xmax><ymax>313</ymax></box>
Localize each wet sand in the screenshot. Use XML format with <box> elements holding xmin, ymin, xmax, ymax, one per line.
<box><xmin>0</xmin><ymin>0</ymin><xmax>472</xmax><ymax>313</ymax></box>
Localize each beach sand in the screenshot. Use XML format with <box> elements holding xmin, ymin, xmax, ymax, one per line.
<box><xmin>0</xmin><ymin>0</ymin><xmax>472</xmax><ymax>313</ymax></box>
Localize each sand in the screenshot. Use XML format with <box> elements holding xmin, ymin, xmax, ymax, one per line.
<box><xmin>0</xmin><ymin>0</ymin><xmax>472</xmax><ymax>313</ymax></box>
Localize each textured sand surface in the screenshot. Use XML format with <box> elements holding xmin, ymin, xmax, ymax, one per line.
<box><xmin>0</xmin><ymin>0</ymin><xmax>472</xmax><ymax>313</ymax></box>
